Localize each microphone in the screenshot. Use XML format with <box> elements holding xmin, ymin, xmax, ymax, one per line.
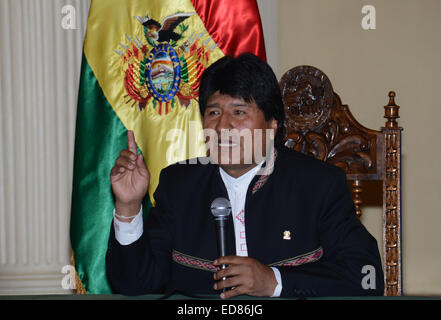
<box><xmin>210</xmin><ymin>197</ymin><xmax>232</xmax><ymax>292</ymax></box>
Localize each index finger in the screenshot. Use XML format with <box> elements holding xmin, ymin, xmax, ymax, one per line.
<box><xmin>127</xmin><ymin>130</ymin><xmax>138</xmax><ymax>154</ymax></box>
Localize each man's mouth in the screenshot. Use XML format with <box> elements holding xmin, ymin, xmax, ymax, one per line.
<box><xmin>218</xmin><ymin>141</ymin><xmax>239</xmax><ymax>148</ymax></box>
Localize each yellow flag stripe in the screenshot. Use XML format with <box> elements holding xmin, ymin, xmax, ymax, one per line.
<box><xmin>84</xmin><ymin>0</ymin><xmax>225</xmax><ymax>201</ymax></box>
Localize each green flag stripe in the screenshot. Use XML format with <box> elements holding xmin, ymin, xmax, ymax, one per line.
<box><xmin>71</xmin><ymin>53</ymin><xmax>151</xmax><ymax>293</ymax></box>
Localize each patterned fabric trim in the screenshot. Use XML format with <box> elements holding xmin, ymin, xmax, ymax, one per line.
<box><xmin>268</xmin><ymin>247</ymin><xmax>323</xmax><ymax>267</ymax></box>
<box><xmin>172</xmin><ymin>250</ymin><xmax>219</xmax><ymax>272</ymax></box>
<box><xmin>251</xmin><ymin>147</ymin><xmax>278</xmax><ymax>194</ymax></box>
<box><xmin>172</xmin><ymin>247</ymin><xmax>323</xmax><ymax>273</ymax></box>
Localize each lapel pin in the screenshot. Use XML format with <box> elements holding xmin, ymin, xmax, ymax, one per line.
<box><xmin>283</xmin><ymin>230</ymin><xmax>291</xmax><ymax>240</ymax></box>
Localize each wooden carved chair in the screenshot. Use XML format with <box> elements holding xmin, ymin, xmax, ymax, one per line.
<box><xmin>279</xmin><ymin>65</ymin><xmax>402</xmax><ymax>296</ymax></box>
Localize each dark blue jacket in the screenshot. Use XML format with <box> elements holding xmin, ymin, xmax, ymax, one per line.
<box><xmin>106</xmin><ymin>147</ymin><xmax>384</xmax><ymax>297</ymax></box>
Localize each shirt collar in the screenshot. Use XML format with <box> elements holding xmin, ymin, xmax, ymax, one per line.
<box><xmin>219</xmin><ymin>161</ymin><xmax>264</xmax><ymax>190</ymax></box>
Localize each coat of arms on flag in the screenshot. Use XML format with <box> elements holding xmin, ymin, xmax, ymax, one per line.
<box><xmin>114</xmin><ymin>12</ymin><xmax>217</xmax><ymax>115</ymax></box>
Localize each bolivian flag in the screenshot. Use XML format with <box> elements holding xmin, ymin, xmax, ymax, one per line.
<box><xmin>71</xmin><ymin>0</ymin><xmax>266</xmax><ymax>294</ymax></box>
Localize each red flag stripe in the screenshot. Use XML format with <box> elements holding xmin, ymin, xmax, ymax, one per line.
<box><xmin>190</xmin><ymin>0</ymin><xmax>266</xmax><ymax>61</ymax></box>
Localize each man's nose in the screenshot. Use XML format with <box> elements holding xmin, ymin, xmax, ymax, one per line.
<box><xmin>215</xmin><ymin>113</ymin><xmax>233</xmax><ymax>132</ymax></box>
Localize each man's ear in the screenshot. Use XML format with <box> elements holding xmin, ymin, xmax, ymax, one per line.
<box><xmin>269</xmin><ymin>118</ymin><xmax>278</xmax><ymax>132</ymax></box>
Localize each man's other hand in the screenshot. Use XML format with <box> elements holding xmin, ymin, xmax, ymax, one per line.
<box><xmin>213</xmin><ymin>256</ymin><xmax>277</xmax><ymax>299</ymax></box>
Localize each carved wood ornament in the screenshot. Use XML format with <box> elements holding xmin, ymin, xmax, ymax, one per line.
<box><xmin>280</xmin><ymin>65</ymin><xmax>402</xmax><ymax>296</ymax></box>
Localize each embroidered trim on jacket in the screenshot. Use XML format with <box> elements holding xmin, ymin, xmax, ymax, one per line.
<box><xmin>268</xmin><ymin>247</ymin><xmax>323</xmax><ymax>267</ymax></box>
<box><xmin>172</xmin><ymin>250</ymin><xmax>219</xmax><ymax>272</ymax></box>
<box><xmin>252</xmin><ymin>148</ymin><xmax>278</xmax><ymax>194</ymax></box>
<box><xmin>172</xmin><ymin>246</ymin><xmax>323</xmax><ymax>272</ymax></box>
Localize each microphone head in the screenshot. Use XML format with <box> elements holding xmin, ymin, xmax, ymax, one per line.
<box><xmin>210</xmin><ymin>197</ymin><xmax>232</xmax><ymax>219</ymax></box>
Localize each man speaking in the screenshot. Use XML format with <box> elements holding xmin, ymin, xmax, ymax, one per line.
<box><xmin>106</xmin><ymin>53</ymin><xmax>384</xmax><ymax>298</ymax></box>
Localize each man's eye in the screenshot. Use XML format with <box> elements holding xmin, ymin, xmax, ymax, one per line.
<box><xmin>234</xmin><ymin>110</ymin><xmax>246</xmax><ymax>115</ymax></box>
<box><xmin>206</xmin><ymin>110</ymin><xmax>218</xmax><ymax>116</ymax></box>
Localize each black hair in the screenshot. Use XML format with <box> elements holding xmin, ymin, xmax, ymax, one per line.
<box><xmin>199</xmin><ymin>53</ymin><xmax>285</xmax><ymax>147</ymax></box>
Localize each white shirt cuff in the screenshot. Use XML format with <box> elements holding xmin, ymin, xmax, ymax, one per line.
<box><xmin>270</xmin><ymin>267</ymin><xmax>283</xmax><ymax>297</ymax></box>
<box><xmin>113</xmin><ymin>206</ymin><xmax>143</xmax><ymax>246</ymax></box>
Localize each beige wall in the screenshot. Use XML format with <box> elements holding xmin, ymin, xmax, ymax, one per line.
<box><xmin>278</xmin><ymin>0</ymin><xmax>441</xmax><ymax>295</ymax></box>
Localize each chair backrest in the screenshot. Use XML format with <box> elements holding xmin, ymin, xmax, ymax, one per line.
<box><xmin>279</xmin><ymin>65</ymin><xmax>403</xmax><ymax>296</ymax></box>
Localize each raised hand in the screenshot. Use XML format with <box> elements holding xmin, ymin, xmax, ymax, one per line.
<box><xmin>110</xmin><ymin>130</ymin><xmax>150</xmax><ymax>218</ymax></box>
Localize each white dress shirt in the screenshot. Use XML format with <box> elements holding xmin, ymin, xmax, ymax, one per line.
<box><xmin>218</xmin><ymin>164</ymin><xmax>282</xmax><ymax>297</ymax></box>
<box><xmin>113</xmin><ymin>163</ymin><xmax>282</xmax><ymax>297</ymax></box>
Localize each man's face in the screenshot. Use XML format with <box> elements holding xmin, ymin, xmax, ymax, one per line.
<box><xmin>202</xmin><ymin>91</ymin><xmax>277</xmax><ymax>176</ymax></box>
